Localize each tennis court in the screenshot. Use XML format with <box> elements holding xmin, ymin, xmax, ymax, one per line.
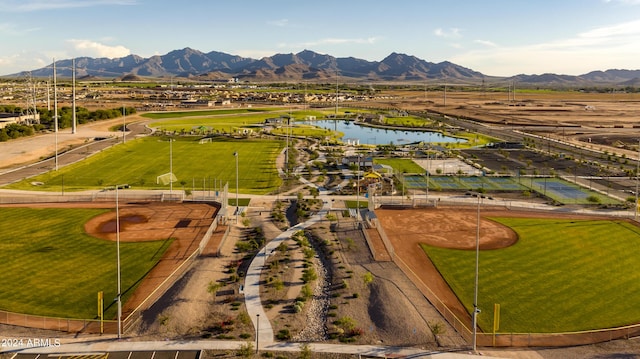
<box><xmin>406</xmin><ymin>175</ymin><xmax>526</xmax><ymax>191</ymax></box>
<box><xmin>528</xmin><ymin>177</ymin><xmax>619</xmax><ymax>205</ymax></box>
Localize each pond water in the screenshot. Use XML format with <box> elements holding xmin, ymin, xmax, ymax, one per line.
<box><xmin>301</xmin><ymin>120</ymin><xmax>464</xmax><ymax>145</ymax></box>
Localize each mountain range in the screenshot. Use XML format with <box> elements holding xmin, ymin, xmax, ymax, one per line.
<box><xmin>13</xmin><ymin>48</ymin><xmax>640</xmax><ymax>87</ymax></box>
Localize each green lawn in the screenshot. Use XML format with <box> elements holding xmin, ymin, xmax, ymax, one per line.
<box><xmin>374</xmin><ymin>158</ymin><xmax>425</xmax><ymax>174</ymax></box>
<box><xmin>271</xmin><ymin>124</ymin><xmax>342</xmax><ymax>140</ymax></box>
<box><xmin>422</xmin><ymin>218</ymin><xmax>640</xmax><ymax>333</ymax></box>
<box><xmin>140</xmin><ymin>108</ymin><xmax>277</xmax><ymax>120</ymax></box>
<box><xmin>0</xmin><ymin>207</ymin><xmax>172</xmax><ymax>319</ymax></box>
<box><xmin>6</xmin><ymin>136</ymin><xmax>284</xmax><ymax>194</ymax></box>
<box><xmin>148</xmin><ymin>112</ymin><xmax>279</xmax><ymax>132</ymax></box>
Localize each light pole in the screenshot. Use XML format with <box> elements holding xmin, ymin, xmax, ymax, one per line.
<box><xmin>234</xmin><ymin>151</ymin><xmax>239</xmax><ymax>224</ymax></box>
<box><xmin>426</xmin><ymin>150</ymin><xmax>430</xmax><ymax>203</ymax></box>
<box><xmin>472</xmin><ymin>193</ymin><xmax>481</xmax><ymax>352</ymax></box>
<box><xmin>122</xmin><ymin>105</ymin><xmax>126</xmax><ymax>143</ymax></box>
<box><xmin>635</xmin><ymin>139</ymin><xmax>639</xmax><ymax>220</ymax></box>
<box><xmin>115</xmin><ymin>185</ymin><xmax>122</xmax><ymax>339</ymax></box>
<box><xmin>356</xmin><ymin>154</ymin><xmax>361</xmax><ymax>222</ymax></box>
<box><xmin>255</xmin><ymin>313</ymin><xmax>260</xmax><ymax>353</ymax></box>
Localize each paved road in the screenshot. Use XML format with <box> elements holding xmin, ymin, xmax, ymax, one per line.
<box><xmin>0</xmin><ymin>120</ymin><xmax>150</xmax><ymax>186</ymax></box>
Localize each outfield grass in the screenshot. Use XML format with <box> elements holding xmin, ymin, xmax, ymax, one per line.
<box><xmin>0</xmin><ymin>207</ymin><xmax>172</xmax><ymax>319</ymax></box>
<box><xmin>6</xmin><ymin>136</ymin><xmax>283</xmax><ymax>194</ymax></box>
<box><xmin>422</xmin><ymin>218</ymin><xmax>640</xmax><ymax>333</ymax></box>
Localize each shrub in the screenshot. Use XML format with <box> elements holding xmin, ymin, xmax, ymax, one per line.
<box><xmin>237</xmin><ymin>342</ymin><xmax>254</xmax><ymax>358</ymax></box>
<box><xmin>276</xmin><ymin>329</ymin><xmax>292</xmax><ymax>340</ymax></box>
<box><xmin>299</xmin><ymin>343</ymin><xmax>312</xmax><ymax>359</ymax></box>
<box><xmin>272</xmin><ymin>278</ymin><xmax>284</xmax><ymax>291</ymax></box>
<box><xmin>302</xmin><ymin>267</ymin><xmax>318</xmax><ymax>283</ymax></box>
<box><xmin>362</xmin><ymin>271</ymin><xmax>374</xmax><ymax>286</ymax></box>
<box><xmin>301</xmin><ymin>284</ymin><xmax>313</xmax><ymax>299</ymax></box>
<box><xmin>303</xmin><ymin>247</ymin><xmax>316</xmax><ymax>259</ymax></box>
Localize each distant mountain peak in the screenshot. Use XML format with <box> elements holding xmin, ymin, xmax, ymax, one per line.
<box><xmin>7</xmin><ymin>49</ymin><xmax>639</xmax><ymax>85</ymax></box>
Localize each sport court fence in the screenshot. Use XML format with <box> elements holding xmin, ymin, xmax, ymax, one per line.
<box><xmin>373</xmin><ymin>206</ymin><xmax>640</xmax><ymax>347</ymax></box>
<box><xmin>0</xmin><ymin>192</ymin><xmax>229</xmax><ymax>335</ymax></box>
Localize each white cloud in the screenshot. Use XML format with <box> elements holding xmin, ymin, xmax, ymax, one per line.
<box><xmin>0</xmin><ymin>0</ymin><xmax>136</xmax><ymax>12</ymax></box>
<box><xmin>67</xmin><ymin>39</ymin><xmax>131</xmax><ymax>58</ymax></box>
<box><xmin>474</xmin><ymin>39</ymin><xmax>498</xmax><ymax>47</ymax></box>
<box><xmin>451</xmin><ymin>19</ymin><xmax>640</xmax><ymax>76</ymax></box>
<box><xmin>434</xmin><ymin>28</ymin><xmax>462</xmax><ymax>38</ymax></box>
<box><xmin>0</xmin><ymin>51</ymin><xmax>52</xmax><ymax>75</ymax></box>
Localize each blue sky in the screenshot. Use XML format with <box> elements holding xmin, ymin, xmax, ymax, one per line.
<box><xmin>1</xmin><ymin>0</ymin><xmax>639</xmax><ymax>77</ymax></box>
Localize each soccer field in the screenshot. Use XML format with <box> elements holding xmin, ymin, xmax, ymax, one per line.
<box><xmin>6</xmin><ymin>136</ymin><xmax>284</xmax><ymax>194</ymax></box>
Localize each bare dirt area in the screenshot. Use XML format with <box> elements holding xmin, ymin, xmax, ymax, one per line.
<box><xmin>365</xmin><ymin>90</ymin><xmax>640</xmax><ymax>128</ymax></box>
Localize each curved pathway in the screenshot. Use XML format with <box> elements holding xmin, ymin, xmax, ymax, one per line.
<box><xmin>243</xmin><ymin>200</ymin><xmax>332</xmax><ymax>346</ymax></box>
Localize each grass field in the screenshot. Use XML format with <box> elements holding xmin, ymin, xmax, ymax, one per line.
<box><xmin>374</xmin><ymin>158</ymin><xmax>425</xmax><ymax>174</ymax></box>
<box><xmin>6</xmin><ymin>136</ymin><xmax>284</xmax><ymax>194</ymax></box>
<box><xmin>271</xmin><ymin>124</ymin><xmax>343</xmax><ymax>140</ymax></box>
<box><xmin>0</xmin><ymin>207</ymin><xmax>172</xmax><ymax>319</ymax></box>
<box><xmin>140</xmin><ymin>108</ymin><xmax>278</xmax><ymax>120</ymax></box>
<box><xmin>422</xmin><ymin>217</ymin><xmax>640</xmax><ymax>333</ymax></box>
<box><xmin>148</xmin><ymin>112</ymin><xmax>282</xmax><ymax>132</ymax></box>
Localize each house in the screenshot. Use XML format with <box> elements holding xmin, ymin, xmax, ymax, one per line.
<box><xmin>0</xmin><ymin>113</ymin><xmax>40</xmax><ymax>128</ymax></box>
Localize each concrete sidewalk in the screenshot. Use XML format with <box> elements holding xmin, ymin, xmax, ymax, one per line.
<box><xmin>2</xmin><ymin>337</ymin><xmax>504</xmax><ymax>358</ymax></box>
<box><xmin>243</xmin><ymin>199</ymin><xmax>333</xmax><ymax>346</ymax></box>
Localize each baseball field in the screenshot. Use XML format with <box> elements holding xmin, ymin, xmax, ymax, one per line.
<box><xmin>376</xmin><ymin>206</ymin><xmax>640</xmax><ymax>334</ymax></box>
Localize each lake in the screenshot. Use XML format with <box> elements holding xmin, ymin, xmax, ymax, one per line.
<box><xmin>301</xmin><ymin>120</ymin><xmax>464</xmax><ymax>145</ymax></box>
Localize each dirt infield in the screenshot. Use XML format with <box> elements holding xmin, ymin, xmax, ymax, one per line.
<box><xmin>1</xmin><ymin>201</ymin><xmax>220</xmax><ymax>326</ymax></box>
<box><xmin>83</xmin><ymin>201</ymin><xmax>220</xmax><ymax>317</ymax></box>
<box><xmin>375</xmin><ymin>205</ymin><xmax>613</xmax><ymax>331</ymax></box>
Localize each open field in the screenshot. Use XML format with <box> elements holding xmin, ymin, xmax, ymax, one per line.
<box><xmin>140</xmin><ymin>107</ymin><xmax>279</xmax><ymax>119</ymax></box>
<box><xmin>0</xmin><ymin>206</ymin><xmax>172</xmax><ymax>319</ymax></box>
<box><xmin>5</xmin><ymin>136</ymin><xmax>283</xmax><ymax>194</ymax></box>
<box><xmin>376</xmin><ymin>207</ymin><xmax>640</xmax><ymax>334</ymax></box>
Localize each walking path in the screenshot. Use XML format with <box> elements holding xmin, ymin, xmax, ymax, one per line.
<box><xmin>2</xmin><ymin>337</ymin><xmax>501</xmax><ymax>358</ymax></box>
<box><xmin>243</xmin><ymin>200</ymin><xmax>332</xmax><ymax>346</ymax></box>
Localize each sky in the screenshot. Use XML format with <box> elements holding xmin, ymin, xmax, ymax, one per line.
<box><xmin>1</xmin><ymin>0</ymin><xmax>639</xmax><ymax>77</ymax></box>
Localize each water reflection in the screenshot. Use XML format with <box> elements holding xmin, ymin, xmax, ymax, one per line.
<box><xmin>302</xmin><ymin>120</ymin><xmax>463</xmax><ymax>145</ymax></box>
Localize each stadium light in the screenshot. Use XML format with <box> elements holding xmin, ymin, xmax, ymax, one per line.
<box><xmin>234</xmin><ymin>151</ymin><xmax>239</xmax><ymax>224</ymax></box>
<box><xmin>633</xmin><ymin>140</ymin><xmax>640</xmax><ymax>221</ymax></box>
<box><xmin>115</xmin><ymin>185</ymin><xmax>122</xmax><ymax>339</ymax></box>
<box><xmin>472</xmin><ymin>193</ymin><xmax>481</xmax><ymax>352</ymax></box>
<box><xmin>356</xmin><ymin>154</ymin><xmax>361</xmax><ymax>222</ymax></box>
